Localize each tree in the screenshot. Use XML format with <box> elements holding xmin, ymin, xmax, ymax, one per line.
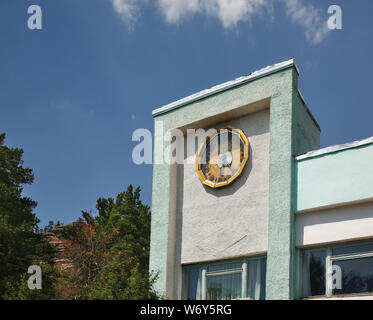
<box><xmin>0</xmin><ymin>133</ymin><xmax>59</xmax><ymax>299</ymax></box>
<box><xmin>42</xmin><ymin>220</ymin><xmax>63</xmax><ymax>233</ymax></box>
<box><xmin>60</xmin><ymin>185</ymin><xmax>158</xmax><ymax>299</ymax></box>
<box><xmin>57</xmin><ymin>212</ymin><xmax>118</xmax><ymax>298</ymax></box>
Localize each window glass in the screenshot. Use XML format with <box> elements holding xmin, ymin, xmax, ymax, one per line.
<box><xmin>208</xmin><ymin>262</ymin><xmax>242</xmax><ymax>273</ymax></box>
<box><xmin>206</xmin><ymin>273</ymin><xmax>242</xmax><ymax>300</ymax></box>
<box><xmin>333</xmin><ymin>243</ymin><xmax>373</xmax><ymax>256</ymax></box>
<box><xmin>260</xmin><ymin>258</ymin><xmax>266</xmax><ymax>300</ymax></box>
<box><xmin>332</xmin><ymin>256</ymin><xmax>373</xmax><ymax>295</ymax></box>
<box><xmin>184</xmin><ymin>256</ymin><xmax>266</xmax><ymax>300</ymax></box>
<box><xmin>302</xmin><ymin>249</ymin><xmax>326</xmax><ymax>297</ymax></box>
<box><xmin>186</xmin><ymin>266</ymin><xmax>202</xmax><ymax>300</ymax></box>
<box><xmin>247</xmin><ymin>257</ymin><xmax>266</xmax><ymax>300</ymax></box>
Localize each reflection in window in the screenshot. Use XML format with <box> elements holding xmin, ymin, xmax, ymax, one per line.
<box><xmin>333</xmin><ymin>243</ymin><xmax>373</xmax><ymax>256</ymax></box>
<box><xmin>302</xmin><ymin>250</ymin><xmax>326</xmax><ymax>297</ymax></box>
<box><xmin>333</xmin><ymin>257</ymin><xmax>373</xmax><ymax>295</ymax></box>
<box><xmin>302</xmin><ymin>241</ymin><xmax>373</xmax><ymax>298</ymax></box>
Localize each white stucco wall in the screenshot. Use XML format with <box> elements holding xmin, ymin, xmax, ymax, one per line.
<box><xmin>296</xmin><ymin>201</ymin><xmax>373</xmax><ymax>247</ymax></box>
<box><xmin>179</xmin><ymin>109</ymin><xmax>270</xmax><ymax>264</ymax></box>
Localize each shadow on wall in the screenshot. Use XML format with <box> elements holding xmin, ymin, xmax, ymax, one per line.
<box><xmin>191</xmin><ymin>109</ymin><xmax>270</xmax><ymax>199</ymax></box>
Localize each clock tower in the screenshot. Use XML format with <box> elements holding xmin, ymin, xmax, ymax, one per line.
<box><xmin>149</xmin><ymin>59</ymin><xmax>321</xmax><ymax>300</ymax></box>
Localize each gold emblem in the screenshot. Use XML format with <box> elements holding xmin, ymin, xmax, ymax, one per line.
<box><xmin>196</xmin><ymin>127</ymin><xmax>249</xmax><ymax>188</ymax></box>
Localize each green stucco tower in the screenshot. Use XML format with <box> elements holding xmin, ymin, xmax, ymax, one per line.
<box><xmin>265</xmin><ymin>62</ymin><xmax>320</xmax><ymax>299</ymax></box>
<box><xmin>149</xmin><ymin>59</ymin><xmax>321</xmax><ymax>300</ymax></box>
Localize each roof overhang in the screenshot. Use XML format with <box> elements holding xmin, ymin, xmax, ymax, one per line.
<box><xmin>152</xmin><ymin>58</ymin><xmax>299</xmax><ymax>118</ymax></box>
<box><xmin>296</xmin><ymin>136</ymin><xmax>373</xmax><ymax>161</ymax></box>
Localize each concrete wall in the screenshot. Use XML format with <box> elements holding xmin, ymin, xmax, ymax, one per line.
<box><xmin>296</xmin><ymin>143</ymin><xmax>373</xmax><ymax>212</ymax></box>
<box><xmin>180</xmin><ymin>109</ymin><xmax>270</xmax><ymax>264</ymax></box>
<box><xmin>296</xmin><ymin>201</ymin><xmax>373</xmax><ymax>247</ymax></box>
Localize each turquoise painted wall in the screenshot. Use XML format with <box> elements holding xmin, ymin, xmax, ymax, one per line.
<box><xmin>265</xmin><ymin>69</ymin><xmax>320</xmax><ymax>300</ymax></box>
<box><xmin>296</xmin><ymin>143</ymin><xmax>373</xmax><ymax>212</ymax></box>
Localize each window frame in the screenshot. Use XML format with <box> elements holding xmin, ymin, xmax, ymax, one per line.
<box><xmin>300</xmin><ymin>240</ymin><xmax>373</xmax><ymax>298</ymax></box>
<box><xmin>183</xmin><ymin>255</ymin><xmax>266</xmax><ymax>300</ymax></box>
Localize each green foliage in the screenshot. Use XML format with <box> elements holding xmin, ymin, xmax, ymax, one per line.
<box><xmin>1</xmin><ymin>264</ymin><xmax>60</xmax><ymax>300</ymax></box>
<box><xmin>60</xmin><ymin>185</ymin><xmax>159</xmax><ymax>300</ymax></box>
<box><xmin>0</xmin><ymin>132</ymin><xmax>157</xmax><ymax>300</ymax></box>
<box><xmin>0</xmin><ymin>133</ymin><xmax>60</xmax><ymax>299</ymax></box>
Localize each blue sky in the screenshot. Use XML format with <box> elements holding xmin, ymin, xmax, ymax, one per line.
<box><xmin>1</xmin><ymin>0</ymin><xmax>372</xmax><ymax>226</ymax></box>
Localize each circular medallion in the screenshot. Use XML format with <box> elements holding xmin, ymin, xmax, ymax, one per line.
<box><xmin>196</xmin><ymin>127</ymin><xmax>249</xmax><ymax>188</ymax></box>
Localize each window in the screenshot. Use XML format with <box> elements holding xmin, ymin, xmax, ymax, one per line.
<box><xmin>183</xmin><ymin>256</ymin><xmax>266</xmax><ymax>300</ymax></box>
<box><xmin>302</xmin><ymin>241</ymin><xmax>373</xmax><ymax>298</ymax></box>
<box><xmin>302</xmin><ymin>249</ymin><xmax>326</xmax><ymax>297</ymax></box>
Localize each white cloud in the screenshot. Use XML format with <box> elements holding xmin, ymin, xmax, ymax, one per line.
<box><xmin>284</xmin><ymin>0</ymin><xmax>330</xmax><ymax>45</ymax></box>
<box><xmin>111</xmin><ymin>0</ymin><xmax>329</xmax><ymax>44</ymax></box>
<box><xmin>204</xmin><ymin>0</ymin><xmax>272</xmax><ymax>29</ymax></box>
<box><xmin>111</xmin><ymin>0</ymin><xmax>142</xmax><ymax>29</ymax></box>
<box><xmin>157</xmin><ymin>0</ymin><xmax>201</xmax><ymax>24</ymax></box>
<box><xmin>156</xmin><ymin>0</ymin><xmax>271</xmax><ymax>28</ymax></box>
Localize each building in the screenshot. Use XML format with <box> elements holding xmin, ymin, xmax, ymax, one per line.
<box><xmin>149</xmin><ymin>59</ymin><xmax>373</xmax><ymax>300</ymax></box>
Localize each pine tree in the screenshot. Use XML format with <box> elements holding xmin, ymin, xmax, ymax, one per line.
<box><xmin>0</xmin><ymin>133</ymin><xmax>59</xmax><ymax>299</ymax></box>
